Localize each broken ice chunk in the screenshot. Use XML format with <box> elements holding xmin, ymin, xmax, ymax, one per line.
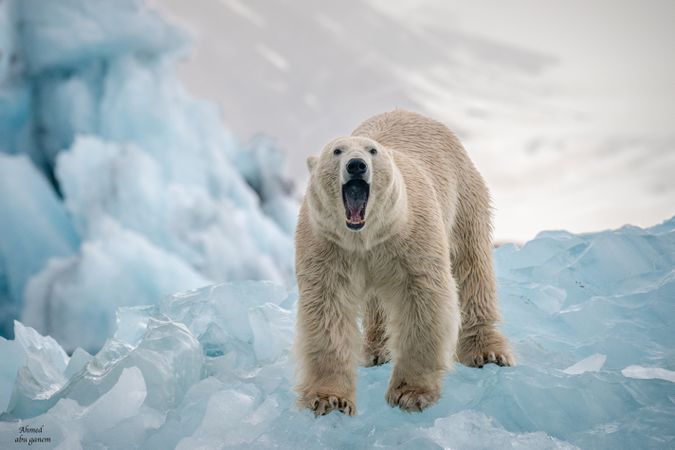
<box><xmin>621</xmin><ymin>365</ymin><xmax>675</xmax><ymax>383</ymax></box>
<box><xmin>249</xmin><ymin>303</ymin><xmax>294</xmax><ymax>363</ymax></box>
<box><xmin>563</xmin><ymin>353</ymin><xmax>607</xmax><ymax>375</ymax></box>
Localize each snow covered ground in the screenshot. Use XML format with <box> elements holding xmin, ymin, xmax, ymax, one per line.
<box><xmin>1</xmin><ymin>218</ymin><xmax>673</xmax><ymax>449</ymax></box>
<box><xmin>0</xmin><ymin>0</ymin><xmax>673</xmax><ymax>448</ymax></box>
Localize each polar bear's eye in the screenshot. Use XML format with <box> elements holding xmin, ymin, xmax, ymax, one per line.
<box><xmin>369</xmin><ymin>147</ymin><xmax>377</xmax><ymax>155</ymax></box>
<box><xmin>333</xmin><ymin>148</ymin><xmax>342</xmax><ymax>156</ymax></box>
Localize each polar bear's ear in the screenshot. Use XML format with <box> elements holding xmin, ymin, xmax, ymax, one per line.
<box><xmin>306</xmin><ymin>155</ymin><xmax>318</xmax><ymax>173</ymax></box>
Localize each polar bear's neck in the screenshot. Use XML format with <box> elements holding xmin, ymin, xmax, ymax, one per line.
<box><xmin>367</xmin><ymin>166</ymin><xmax>409</xmax><ymax>245</ymax></box>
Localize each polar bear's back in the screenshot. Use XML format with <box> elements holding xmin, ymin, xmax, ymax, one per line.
<box><xmin>351</xmin><ymin>109</ymin><xmax>475</xmax><ymax>191</ymax></box>
<box><xmin>354</xmin><ymin>109</ymin><xmax>488</xmax><ymax>222</ymax></box>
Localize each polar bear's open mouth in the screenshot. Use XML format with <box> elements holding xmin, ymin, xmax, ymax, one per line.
<box><xmin>342</xmin><ymin>179</ymin><xmax>369</xmax><ymax>230</ymax></box>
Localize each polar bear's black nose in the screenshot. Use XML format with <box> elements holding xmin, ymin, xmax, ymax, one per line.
<box><xmin>347</xmin><ymin>158</ymin><xmax>368</xmax><ymax>176</ymax></box>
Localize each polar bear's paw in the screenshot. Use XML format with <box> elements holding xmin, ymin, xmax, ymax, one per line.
<box><xmin>364</xmin><ymin>347</ymin><xmax>391</xmax><ymax>367</ymax></box>
<box><xmin>302</xmin><ymin>392</ymin><xmax>356</xmax><ymax>416</ymax></box>
<box><xmin>386</xmin><ymin>379</ymin><xmax>440</xmax><ymax>412</ymax></box>
<box><xmin>467</xmin><ymin>351</ymin><xmax>514</xmax><ymax>367</ymax></box>
<box><xmin>458</xmin><ymin>327</ymin><xmax>515</xmax><ymax>368</ymax></box>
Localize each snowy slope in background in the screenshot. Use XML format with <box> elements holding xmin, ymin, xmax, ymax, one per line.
<box><xmin>153</xmin><ymin>0</ymin><xmax>675</xmax><ymax>241</ymax></box>
<box><xmin>1</xmin><ymin>218</ymin><xmax>673</xmax><ymax>449</ymax></box>
<box><xmin>0</xmin><ymin>0</ymin><xmax>297</xmax><ymax>349</ymax></box>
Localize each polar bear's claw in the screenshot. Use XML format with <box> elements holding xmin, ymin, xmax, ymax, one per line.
<box><xmin>467</xmin><ymin>348</ymin><xmax>514</xmax><ymax>368</ymax></box>
<box><xmin>459</xmin><ymin>327</ymin><xmax>515</xmax><ymax>368</ymax></box>
<box><xmin>386</xmin><ymin>381</ymin><xmax>440</xmax><ymax>412</ymax></box>
<box><xmin>305</xmin><ymin>393</ymin><xmax>356</xmax><ymax>417</ymax></box>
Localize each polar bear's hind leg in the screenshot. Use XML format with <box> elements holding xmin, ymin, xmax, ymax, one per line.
<box><xmin>453</xmin><ymin>192</ymin><xmax>515</xmax><ymax>368</ymax></box>
<box><xmin>363</xmin><ymin>295</ymin><xmax>391</xmax><ymax>367</ymax></box>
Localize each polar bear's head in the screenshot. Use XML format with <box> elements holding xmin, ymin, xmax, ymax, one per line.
<box><xmin>306</xmin><ymin>136</ymin><xmax>404</xmax><ymax>238</ymax></box>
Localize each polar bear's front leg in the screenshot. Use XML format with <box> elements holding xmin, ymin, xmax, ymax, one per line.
<box><xmin>384</xmin><ymin>273</ymin><xmax>459</xmax><ymax>412</ymax></box>
<box><xmin>294</xmin><ymin>272</ymin><xmax>359</xmax><ymax>416</ymax></box>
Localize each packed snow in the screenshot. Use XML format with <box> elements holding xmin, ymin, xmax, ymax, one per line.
<box><xmin>1</xmin><ymin>219</ymin><xmax>673</xmax><ymax>448</ymax></box>
<box><xmin>1</xmin><ymin>0</ymin><xmax>673</xmax><ymax>448</ymax></box>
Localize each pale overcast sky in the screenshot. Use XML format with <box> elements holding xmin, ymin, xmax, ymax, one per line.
<box><xmin>371</xmin><ymin>0</ymin><xmax>675</xmax><ymax>136</ymax></box>
<box><xmin>155</xmin><ymin>0</ymin><xmax>675</xmax><ymax>240</ymax></box>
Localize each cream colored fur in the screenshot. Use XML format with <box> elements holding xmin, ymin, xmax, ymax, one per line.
<box><xmin>294</xmin><ymin>109</ymin><xmax>513</xmax><ymax>416</ymax></box>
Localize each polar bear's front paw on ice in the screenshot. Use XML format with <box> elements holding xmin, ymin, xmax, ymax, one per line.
<box><xmin>386</xmin><ymin>380</ymin><xmax>440</xmax><ymax>412</ymax></box>
<box><xmin>467</xmin><ymin>351</ymin><xmax>514</xmax><ymax>368</ymax></box>
<box><xmin>302</xmin><ymin>392</ymin><xmax>356</xmax><ymax>416</ymax></box>
<box><xmin>458</xmin><ymin>327</ymin><xmax>515</xmax><ymax>368</ymax></box>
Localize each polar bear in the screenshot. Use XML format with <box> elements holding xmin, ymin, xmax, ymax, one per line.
<box><xmin>294</xmin><ymin>109</ymin><xmax>513</xmax><ymax>416</ymax></box>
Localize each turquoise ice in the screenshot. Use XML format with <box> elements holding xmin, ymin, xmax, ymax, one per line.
<box><xmin>0</xmin><ymin>0</ymin><xmax>296</xmax><ymax>347</ymax></box>
<box><xmin>1</xmin><ymin>219</ymin><xmax>674</xmax><ymax>448</ymax></box>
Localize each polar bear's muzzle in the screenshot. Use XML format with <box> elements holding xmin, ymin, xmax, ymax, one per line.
<box><xmin>342</xmin><ymin>179</ymin><xmax>369</xmax><ymax>231</ymax></box>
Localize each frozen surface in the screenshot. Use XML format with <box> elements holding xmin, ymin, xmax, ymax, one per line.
<box><xmin>1</xmin><ymin>219</ymin><xmax>674</xmax><ymax>449</ymax></box>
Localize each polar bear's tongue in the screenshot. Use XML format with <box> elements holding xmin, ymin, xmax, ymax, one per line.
<box><xmin>346</xmin><ymin>199</ymin><xmax>365</xmax><ymax>222</ymax></box>
<box><xmin>342</xmin><ymin>180</ymin><xmax>369</xmax><ymax>228</ymax></box>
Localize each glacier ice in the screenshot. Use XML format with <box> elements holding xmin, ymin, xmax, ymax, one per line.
<box><xmin>0</xmin><ymin>154</ymin><xmax>80</xmax><ymax>339</ymax></box>
<box><xmin>55</xmin><ymin>136</ymin><xmax>293</xmax><ymax>285</ymax></box>
<box><xmin>0</xmin><ymin>321</ymin><xmax>70</xmax><ymax>414</ymax></box>
<box><xmin>18</xmin><ymin>0</ymin><xmax>185</xmax><ymax>75</ymax></box>
<box><xmin>21</xmin><ymin>221</ymin><xmax>209</xmax><ymax>353</ymax></box>
<box><xmin>234</xmin><ymin>135</ymin><xmax>301</xmax><ymax>236</ymax></box>
<box><xmin>1</xmin><ymin>219</ymin><xmax>674</xmax><ymax>449</ymax></box>
<box><xmin>2</xmin><ymin>367</ymin><xmax>151</xmax><ymax>448</ymax></box>
<box><xmin>0</xmin><ymin>0</ymin><xmax>297</xmax><ymax>350</ymax></box>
